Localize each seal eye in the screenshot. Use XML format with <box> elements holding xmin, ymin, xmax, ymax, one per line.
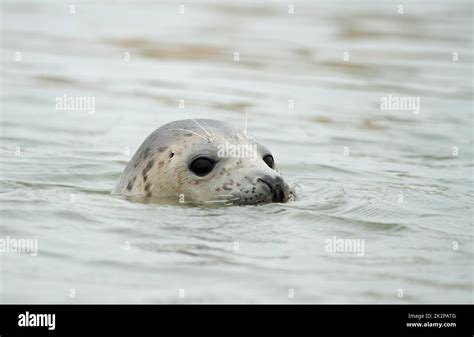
<box><xmin>263</xmin><ymin>154</ymin><xmax>274</xmax><ymax>169</ymax></box>
<box><xmin>190</xmin><ymin>157</ymin><xmax>215</xmax><ymax>176</ymax></box>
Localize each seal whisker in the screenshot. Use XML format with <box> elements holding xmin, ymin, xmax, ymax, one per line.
<box><xmin>205</xmin><ymin>197</ymin><xmax>240</xmax><ymax>204</ymax></box>
<box><xmin>203</xmin><ymin>120</ymin><xmax>217</xmax><ymax>140</ymax></box>
<box><xmin>243</xmin><ymin>107</ymin><xmax>248</xmax><ymax>137</ymax></box>
<box><xmin>208</xmin><ymin>126</ymin><xmax>217</xmax><ymax>140</ymax></box>
<box><xmin>172</xmin><ymin>128</ymin><xmax>209</xmax><ymax>141</ymax></box>
<box><xmin>190</xmin><ymin>118</ymin><xmax>213</xmax><ymax>140</ymax></box>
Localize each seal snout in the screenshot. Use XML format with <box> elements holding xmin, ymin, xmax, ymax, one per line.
<box><xmin>258</xmin><ymin>175</ymin><xmax>287</xmax><ymax>203</ymax></box>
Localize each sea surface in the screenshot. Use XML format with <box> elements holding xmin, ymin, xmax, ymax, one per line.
<box><xmin>0</xmin><ymin>0</ymin><xmax>473</xmax><ymax>303</ymax></box>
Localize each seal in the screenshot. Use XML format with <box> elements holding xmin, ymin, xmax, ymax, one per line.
<box><xmin>112</xmin><ymin>119</ymin><xmax>294</xmax><ymax>206</ymax></box>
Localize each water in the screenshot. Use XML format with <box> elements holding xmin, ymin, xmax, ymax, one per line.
<box><xmin>1</xmin><ymin>0</ymin><xmax>472</xmax><ymax>303</ymax></box>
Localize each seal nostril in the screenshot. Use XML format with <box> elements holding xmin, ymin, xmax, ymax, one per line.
<box><xmin>258</xmin><ymin>176</ymin><xmax>285</xmax><ymax>203</ymax></box>
<box><xmin>273</xmin><ymin>184</ymin><xmax>283</xmax><ymax>202</ymax></box>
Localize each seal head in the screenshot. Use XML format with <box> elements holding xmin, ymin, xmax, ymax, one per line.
<box><xmin>112</xmin><ymin>119</ymin><xmax>294</xmax><ymax>206</ymax></box>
